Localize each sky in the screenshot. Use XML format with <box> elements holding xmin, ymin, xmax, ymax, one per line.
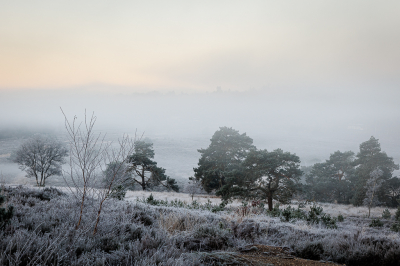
<box><xmin>1</xmin><ymin>1</ymin><xmax>400</xmax><ymax>180</ymax></box>
<box><xmin>1</xmin><ymin>1</ymin><xmax>400</xmax><ymax>93</ymax></box>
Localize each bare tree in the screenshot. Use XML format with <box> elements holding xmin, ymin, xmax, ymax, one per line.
<box><xmin>363</xmin><ymin>168</ymin><xmax>383</xmax><ymax>218</ymax></box>
<box><xmin>12</xmin><ymin>135</ymin><xmax>68</xmax><ymax>187</ymax></box>
<box><xmin>186</xmin><ymin>177</ymin><xmax>205</xmax><ymax>201</ymax></box>
<box><xmin>61</xmin><ymin>109</ymin><xmax>109</xmax><ymax>229</ymax></box>
<box><xmin>61</xmin><ymin>109</ymin><xmax>140</xmax><ymax>233</ymax></box>
<box><xmin>93</xmin><ymin>134</ymin><xmax>136</xmax><ymax>234</ymax></box>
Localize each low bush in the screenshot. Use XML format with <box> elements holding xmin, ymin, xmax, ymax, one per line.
<box><xmin>391</xmin><ymin>223</ymin><xmax>400</xmax><ymax>232</ymax></box>
<box><xmin>272</xmin><ymin>203</ymin><xmax>337</xmax><ymax>229</ymax></box>
<box><xmin>0</xmin><ymin>194</ymin><xmax>13</xmax><ymax>230</ymax></box>
<box><xmin>267</xmin><ymin>203</ymin><xmax>281</xmax><ymax>217</ymax></box>
<box><xmin>140</xmin><ymin>194</ymin><xmax>226</xmax><ymax>213</ymax></box>
<box><xmin>109</xmin><ymin>185</ymin><xmax>127</xmax><ymax>200</ymax></box>
<box><xmin>296</xmin><ymin>242</ymin><xmax>324</xmax><ymax>261</ymax></box>
<box><xmin>369</xmin><ymin>219</ymin><xmax>384</xmax><ymax>227</ymax></box>
<box><xmin>382</xmin><ymin>209</ymin><xmax>391</xmax><ymax>219</ymax></box>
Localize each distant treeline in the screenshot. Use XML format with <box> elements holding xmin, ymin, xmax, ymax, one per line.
<box><xmin>300</xmin><ymin>136</ymin><xmax>400</xmax><ymax>208</ymax></box>
<box><xmin>0</xmin><ymin>128</ymin><xmax>55</xmax><ymax>140</ymax></box>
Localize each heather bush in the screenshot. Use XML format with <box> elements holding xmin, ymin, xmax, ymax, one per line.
<box><xmin>0</xmin><ymin>194</ymin><xmax>13</xmax><ymax>229</ymax></box>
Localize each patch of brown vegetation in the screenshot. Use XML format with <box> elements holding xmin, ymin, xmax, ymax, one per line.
<box><xmin>202</xmin><ymin>244</ymin><xmax>345</xmax><ymax>266</ymax></box>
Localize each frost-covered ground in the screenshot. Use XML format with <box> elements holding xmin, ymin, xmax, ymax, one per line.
<box><xmin>1</xmin><ymin>185</ymin><xmax>399</xmax><ymax>266</ymax></box>
<box><xmin>3</xmin><ymin>183</ymin><xmax>397</xmax><ymax>219</ymax></box>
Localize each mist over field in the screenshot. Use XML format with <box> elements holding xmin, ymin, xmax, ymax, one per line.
<box><xmin>1</xmin><ymin>87</ymin><xmax>399</xmax><ymax>186</ymax></box>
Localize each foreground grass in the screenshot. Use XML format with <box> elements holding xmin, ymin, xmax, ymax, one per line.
<box><xmin>0</xmin><ymin>186</ymin><xmax>400</xmax><ymax>266</ymax></box>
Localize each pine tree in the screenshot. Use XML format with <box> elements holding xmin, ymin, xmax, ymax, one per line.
<box><xmin>127</xmin><ymin>141</ymin><xmax>178</xmax><ymax>191</ymax></box>
<box><xmin>193</xmin><ymin>127</ymin><xmax>255</xmax><ymax>193</ymax></box>
<box><xmin>351</xmin><ymin>137</ymin><xmax>399</xmax><ymax>206</ymax></box>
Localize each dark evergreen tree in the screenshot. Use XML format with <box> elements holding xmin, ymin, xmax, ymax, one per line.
<box><xmin>305</xmin><ymin>151</ymin><xmax>355</xmax><ymax>204</ymax></box>
<box><xmin>351</xmin><ymin>137</ymin><xmax>399</xmax><ymax>206</ymax></box>
<box><xmin>193</xmin><ymin>127</ymin><xmax>255</xmax><ymax>193</ymax></box>
<box><xmin>103</xmin><ymin>162</ymin><xmax>134</xmax><ymax>200</ymax></box>
<box><xmin>218</xmin><ymin>149</ymin><xmax>302</xmax><ymax>211</ymax></box>
<box><xmin>382</xmin><ymin>177</ymin><xmax>400</xmax><ymax>207</ymax></box>
<box><xmin>127</xmin><ymin>141</ymin><xmax>179</xmax><ymax>192</ymax></box>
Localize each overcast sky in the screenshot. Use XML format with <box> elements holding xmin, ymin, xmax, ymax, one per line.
<box><xmin>1</xmin><ymin>0</ymin><xmax>400</xmax><ymax>93</ymax></box>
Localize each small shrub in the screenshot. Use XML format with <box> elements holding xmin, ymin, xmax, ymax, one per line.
<box><xmin>390</xmin><ymin>223</ymin><xmax>400</xmax><ymax>232</ymax></box>
<box><xmin>281</xmin><ymin>206</ymin><xmax>294</xmax><ymax>222</ymax></box>
<box><xmin>369</xmin><ymin>219</ymin><xmax>383</xmax><ymax>228</ymax></box>
<box><xmin>310</xmin><ymin>204</ymin><xmax>323</xmax><ymax>216</ymax></box>
<box><xmin>267</xmin><ymin>203</ymin><xmax>281</xmax><ymax>217</ymax></box>
<box><xmin>337</xmin><ymin>214</ymin><xmax>344</xmax><ymax>222</ymax></box>
<box><xmin>296</xmin><ymin>243</ymin><xmax>324</xmax><ymax>261</ymax></box>
<box><xmin>191</xmin><ymin>225</ymin><xmax>231</xmax><ymax>251</ymax></box>
<box><xmin>395</xmin><ymin>207</ymin><xmax>400</xmax><ymax>222</ymax></box>
<box><xmin>109</xmin><ymin>185</ymin><xmax>126</xmax><ymax>200</ymax></box>
<box><xmin>306</xmin><ymin>208</ymin><xmax>320</xmax><ymax>224</ymax></box>
<box><xmin>99</xmin><ymin>235</ymin><xmax>120</xmax><ymax>253</ymax></box>
<box><xmin>321</xmin><ymin>214</ymin><xmax>337</xmax><ymax>229</ymax></box>
<box><xmin>382</xmin><ymin>209</ymin><xmax>391</xmax><ymax>219</ymax></box>
<box><xmin>0</xmin><ymin>194</ymin><xmax>13</xmax><ymax>230</ymax></box>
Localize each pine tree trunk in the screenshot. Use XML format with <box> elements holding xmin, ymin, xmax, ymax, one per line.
<box><xmin>268</xmin><ymin>193</ymin><xmax>273</xmax><ymax>211</ymax></box>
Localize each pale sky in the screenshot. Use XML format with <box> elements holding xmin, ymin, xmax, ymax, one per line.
<box><xmin>1</xmin><ymin>1</ymin><xmax>400</xmax><ymax>93</ymax></box>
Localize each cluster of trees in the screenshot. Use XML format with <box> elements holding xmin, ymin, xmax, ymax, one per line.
<box><xmin>12</xmin><ymin>135</ymin><xmax>178</xmax><ymax>194</ymax></box>
<box><xmin>193</xmin><ymin>127</ymin><xmax>303</xmax><ymax>211</ymax></box>
<box><xmin>303</xmin><ymin>136</ymin><xmax>400</xmax><ymax>208</ymax></box>
<box><xmin>11</xmin><ymin>122</ymin><xmax>400</xmax><ymax>212</ymax></box>
<box><xmin>193</xmin><ymin>128</ymin><xmax>400</xmax><ymax>210</ymax></box>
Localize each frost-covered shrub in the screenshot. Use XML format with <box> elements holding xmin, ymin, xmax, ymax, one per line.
<box><xmin>369</xmin><ymin>219</ymin><xmax>384</xmax><ymax>227</ymax></box>
<box><xmin>267</xmin><ymin>203</ymin><xmax>281</xmax><ymax>217</ymax></box>
<box><xmin>189</xmin><ymin>224</ymin><xmax>232</xmax><ymax>251</ymax></box>
<box><xmin>2</xmin><ymin>185</ymin><xmax>400</xmax><ymax>266</ymax></box>
<box><xmin>338</xmin><ymin>214</ymin><xmax>344</xmax><ymax>222</ymax></box>
<box><xmin>320</xmin><ymin>213</ymin><xmax>337</xmax><ymax>229</ymax></box>
<box><xmin>3</xmin><ymin>186</ymin><xmax>65</xmax><ymax>201</ymax></box>
<box><xmin>382</xmin><ymin>209</ymin><xmax>391</xmax><ymax>219</ymax></box>
<box><xmin>391</xmin><ymin>223</ymin><xmax>400</xmax><ymax>232</ymax></box>
<box><xmin>140</xmin><ymin>193</ymin><xmax>225</xmax><ymax>213</ymax></box>
<box><xmin>395</xmin><ymin>205</ymin><xmax>400</xmax><ymax>222</ymax></box>
<box><xmin>305</xmin><ymin>204</ymin><xmax>337</xmax><ymax>228</ymax></box>
<box><xmin>230</xmin><ymin>219</ymin><xmax>266</xmax><ymax>240</ymax></box>
<box><xmin>281</xmin><ymin>206</ymin><xmax>306</xmax><ymax>222</ymax></box>
<box><xmin>0</xmin><ymin>186</ymin><xmax>203</xmax><ymax>266</ymax></box>
<box><xmin>276</xmin><ymin>203</ymin><xmax>337</xmax><ymax>228</ymax></box>
<box><xmin>0</xmin><ymin>194</ymin><xmax>13</xmax><ymax>229</ymax></box>
<box><xmin>109</xmin><ymin>185</ymin><xmax>127</xmax><ymax>200</ymax></box>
